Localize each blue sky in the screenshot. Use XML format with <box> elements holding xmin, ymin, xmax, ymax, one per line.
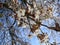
<box><xmin>30</xmin><ymin>36</ymin><xmax>40</xmax><ymax>45</ymax></box>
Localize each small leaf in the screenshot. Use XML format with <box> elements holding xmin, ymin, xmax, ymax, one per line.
<box><xmin>48</xmin><ymin>7</ymin><xmax>52</xmax><ymax>11</ymax></box>
<box><xmin>0</xmin><ymin>22</ymin><xmax>3</xmax><ymax>27</ymax></box>
<box><xmin>45</xmin><ymin>15</ymin><xmax>49</xmax><ymax>19</ymax></box>
<box><xmin>3</xmin><ymin>3</ymin><xmax>9</xmax><ymax>8</ymax></box>
<box><xmin>0</xmin><ymin>3</ymin><xmax>3</xmax><ymax>8</ymax></box>
<box><xmin>28</xmin><ymin>34</ymin><xmax>32</xmax><ymax>37</ymax></box>
<box><xmin>0</xmin><ymin>14</ymin><xmax>3</xmax><ymax>18</ymax></box>
<box><xmin>37</xmin><ymin>34</ymin><xmax>45</xmax><ymax>40</ymax></box>
<box><xmin>31</xmin><ymin>24</ymin><xmax>39</xmax><ymax>33</ymax></box>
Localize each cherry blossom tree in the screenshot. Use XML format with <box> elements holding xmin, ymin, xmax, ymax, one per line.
<box><xmin>0</xmin><ymin>0</ymin><xmax>60</xmax><ymax>45</ymax></box>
